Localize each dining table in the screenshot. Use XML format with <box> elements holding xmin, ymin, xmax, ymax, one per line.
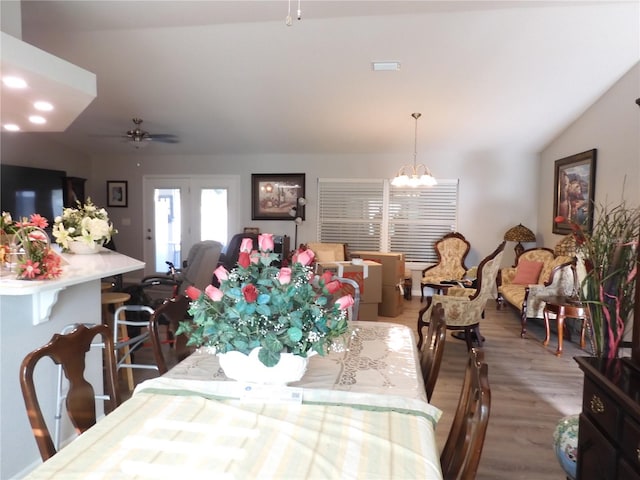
<box><xmin>23</xmin><ymin>321</ymin><xmax>443</xmax><ymax>479</ymax></box>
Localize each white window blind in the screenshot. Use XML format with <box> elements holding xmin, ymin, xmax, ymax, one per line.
<box><xmin>318</xmin><ymin>178</ymin><xmax>459</xmax><ymax>264</ymax></box>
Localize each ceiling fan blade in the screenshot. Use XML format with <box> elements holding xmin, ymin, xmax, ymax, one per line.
<box><xmin>149</xmin><ymin>134</ymin><xmax>179</xmax><ymax>144</ymax></box>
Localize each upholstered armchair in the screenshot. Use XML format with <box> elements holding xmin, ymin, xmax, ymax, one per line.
<box><xmin>496</xmin><ymin>247</ymin><xmax>577</xmax><ymax>337</ymax></box>
<box><xmin>417</xmin><ymin>241</ymin><xmax>505</xmax><ymax>351</ymax></box>
<box><xmin>420</xmin><ymin>232</ymin><xmax>471</xmax><ymax>302</ymax></box>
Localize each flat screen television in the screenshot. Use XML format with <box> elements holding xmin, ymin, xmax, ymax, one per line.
<box><xmin>0</xmin><ymin>164</ymin><xmax>65</xmax><ymax>227</ymax></box>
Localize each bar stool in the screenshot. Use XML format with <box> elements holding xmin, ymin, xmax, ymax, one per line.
<box><xmin>101</xmin><ymin>292</ymin><xmax>134</xmax><ymax>390</ymax></box>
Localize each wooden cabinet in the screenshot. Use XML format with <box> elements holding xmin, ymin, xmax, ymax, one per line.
<box><xmin>63</xmin><ymin>176</ymin><xmax>86</xmax><ymax>207</ymax></box>
<box><xmin>576</xmin><ymin>357</ymin><xmax>640</xmax><ymax>479</ymax></box>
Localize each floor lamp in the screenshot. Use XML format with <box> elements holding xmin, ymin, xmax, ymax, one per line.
<box><xmin>289</xmin><ymin>197</ymin><xmax>306</xmax><ymax>249</ymax></box>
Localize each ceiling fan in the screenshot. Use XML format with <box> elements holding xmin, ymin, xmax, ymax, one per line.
<box><xmin>124</xmin><ymin>117</ymin><xmax>178</xmax><ymax>146</ymax></box>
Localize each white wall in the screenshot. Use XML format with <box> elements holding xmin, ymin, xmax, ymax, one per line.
<box><xmin>82</xmin><ymin>147</ymin><xmax>538</xmax><ymax>273</ymax></box>
<box><xmin>538</xmin><ymin>62</ymin><xmax>640</xmax><ymax>247</ymax></box>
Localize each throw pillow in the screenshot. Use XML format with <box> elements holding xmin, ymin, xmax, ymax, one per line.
<box><xmin>512</xmin><ymin>259</ymin><xmax>544</xmax><ymax>285</ymax></box>
<box><xmin>315</xmin><ymin>249</ymin><xmax>337</xmax><ymax>262</ymax></box>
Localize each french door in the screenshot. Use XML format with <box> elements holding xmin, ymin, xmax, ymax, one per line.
<box><xmin>142</xmin><ymin>175</ymin><xmax>240</xmax><ymax>276</ymax></box>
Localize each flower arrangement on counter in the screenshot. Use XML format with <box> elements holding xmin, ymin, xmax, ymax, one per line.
<box><xmin>177</xmin><ymin>234</ymin><xmax>353</xmax><ymax>367</ymax></box>
<box><xmin>1</xmin><ymin>212</ymin><xmax>63</xmax><ymax>280</ymax></box>
<box><xmin>52</xmin><ymin>198</ymin><xmax>116</xmax><ymax>251</ymax></box>
<box><xmin>555</xmin><ymin>200</ymin><xmax>640</xmax><ymax>358</ymax></box>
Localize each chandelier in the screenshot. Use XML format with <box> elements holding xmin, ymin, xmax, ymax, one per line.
<box><xmin>391</xmin><ymin>113</ymin><xmax>437</xmax><ymax>187</ymax></box>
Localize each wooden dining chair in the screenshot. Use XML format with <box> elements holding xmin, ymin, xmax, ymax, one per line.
<box><xmin>149</xmin><ymin>294</ymin><xmax>193</xmax><ymax>374</ymax></box>
<box><xmin>20</xmin><ymin>323</ymin><xmax>120</xmax><ymax>461</ymax></box>
<box><xmin>420</xmin><ymin>302</ymin><xmax>447</xmax><ymax>402</ymax></box>
<box><xmin>440</xmin><ymin>348</ymin><xmax>491</xmax><ymax>480</ymax></box>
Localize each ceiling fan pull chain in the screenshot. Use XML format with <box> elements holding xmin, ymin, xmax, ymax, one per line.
<box><xmin>297</xmin><ymin>0</ymin><xmax>302</xmax><ymax>20</ymax></box>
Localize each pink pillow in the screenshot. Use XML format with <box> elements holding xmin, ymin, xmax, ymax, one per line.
<box><xmin>512</xmin><ymin>259</ymin><xmax>544</xmax><ymax>285</ymax></box>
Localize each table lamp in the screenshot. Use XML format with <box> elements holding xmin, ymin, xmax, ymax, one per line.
<box><xmin>504</xmin><ymin>223</ymin><xmax>536</xmax><ymax>260</ymax></box>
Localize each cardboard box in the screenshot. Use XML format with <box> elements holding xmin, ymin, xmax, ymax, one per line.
<box><xmin>350</xmin><ymin>251</ymin><xmax>405</xmax><ymax>286</ymax></box>
<box><xmin>358</xmin><ymin>302</ymin><xmax>379</xmax><ymax>321</ymax></box>
<box><xmin>379</xmin><ymin>285</ymin><xmax>404</xmax><ymax>317</ymax></box>
<box><xmin>315</xmin><ymin>260</ymin><xmax>382</xmax><ymax>304</ymax></box>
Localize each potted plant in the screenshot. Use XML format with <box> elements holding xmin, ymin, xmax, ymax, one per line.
<box><xmin>177</xmin><ymin>234</ymin><xmax>353</xmax><ymax>383</ymax></box>
<box><xmin>52</xmin><ymin>198</ymin><xmax>116</xmax><ymax>254</ymax></box>
<box><xmin>555</xmin><ymin>201</ymin><xmax>640</xmax><ymax>358</ymax></box>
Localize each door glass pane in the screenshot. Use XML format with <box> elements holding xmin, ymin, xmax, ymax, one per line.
<box><xmin>154</xmin><ymin>188</ymin><xmax>181</xmax><ymax>272</ymax></box>
<box><xmin>201</xmin><ymin>188</ymin><xmax>228</xmax><ymax>244</ymax></box>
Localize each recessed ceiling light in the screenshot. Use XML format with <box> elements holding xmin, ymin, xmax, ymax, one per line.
<box><xmin>34</xmin><ymin>101</ymin><xmax>54</xmax><ymax>111</ymax></box>
<box><xmin>29</xmin><ymin>115</ymin><xmax>46</xmax><ymax>125</ymax></box>
<box><xmin>372</xmin><ymin>62</ymin><xmax>401</xmax><ymax>71</ymax></box>
<box><xmin>3</xmin><ymin>124</ymin><xmax>20</xmax><ymax>131</ymax></box>
<box><xmin>2</xmin><ymin>75</ymin><xmax>28</xmax><ymax>88</ymax></box>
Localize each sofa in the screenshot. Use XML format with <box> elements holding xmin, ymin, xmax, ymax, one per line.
<box><xmin>496</xmin><ymin>247</ymin><xmax>577</xmax><ymax>337</ymax></box>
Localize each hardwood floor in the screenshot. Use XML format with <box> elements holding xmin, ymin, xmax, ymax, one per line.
<box><xmin>126</xmin><ymin>295</ymin><xmax>587</xmax><ymax>479</ymax></box>
<box><xmin>397</xmin><ymin>296</ymin><xmax>585</xmax><ymax>480</ymax></box>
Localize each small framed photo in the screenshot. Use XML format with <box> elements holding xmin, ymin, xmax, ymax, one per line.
<box><xmin>243</xmin><ymin>227</ymin><xmax>260</xmax><ymax>234</ymax></box>
<box><xmin>552</xmin><ymin>149</ymin><xmax>596</xmax><ymax>234</ymax></box>
<box><xmin>107</xmin><ymin>181</ymin><xmax>128</xmax><ymax>208</ymax></box>
<box><xmin>252</xmin><ymin>173</ymin><xmax>305</xmax><ymax>220</ymax></box>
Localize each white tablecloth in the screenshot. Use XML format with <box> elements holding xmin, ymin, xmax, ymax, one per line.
<box><xmin>24</xmin><ymin>322</ymin><xmax>443</xmax><ymax>479</ymax></box>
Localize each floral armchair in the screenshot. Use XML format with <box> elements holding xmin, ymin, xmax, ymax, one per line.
<box><xmin>420</xmin><ymin>232</ymin><xmax>471</xmax><ymax>302</ymax></box>
<box><xmin>417</xmin><ymin>242</ymin><xmax>505</xmax><ymax>351</ymax></box>
<box><xmin>496</xmin><ymin>247</ymin><xmax>577</xmax><ymax>337</ymax></box>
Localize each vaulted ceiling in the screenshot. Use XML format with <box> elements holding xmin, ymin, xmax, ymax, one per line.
<box><xmin>6</xmin><ymin>0</ymin><xmax>640</xmax><ymax>156</ymax></box>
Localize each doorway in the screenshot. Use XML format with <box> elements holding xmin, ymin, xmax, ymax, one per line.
<box><xmin>142</xmin><ymin>175</ymin><xmax>240</xmax><ymax>276</ymax></box>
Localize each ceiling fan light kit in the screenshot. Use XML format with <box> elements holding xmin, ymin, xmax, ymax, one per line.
<box><xmin>123</xmin><ymin>117</ymin><xmax>178</xmax><ymax>146</ymax></box>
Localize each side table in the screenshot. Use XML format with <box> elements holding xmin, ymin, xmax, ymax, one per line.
<box><xmin>540</xmin><ymin>295</ymin><xmax>589</xmax><ymax>356</ymax></box>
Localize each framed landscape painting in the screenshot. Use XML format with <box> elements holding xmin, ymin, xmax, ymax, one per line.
<box><xmin>252</xmin><ymin>173</ymin><xmax>305</xmax><ymax>220</ymax></box>
<box><xmin>552</xmin><ymin>149</ymin><xmax>596</xmax><ymax>234</ymax></box>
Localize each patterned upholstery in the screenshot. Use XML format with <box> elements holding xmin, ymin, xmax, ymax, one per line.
<box><xmin>497</xmin><ymin>247</ymin><xmax>577</xmax><ymax>337</ymax></box>
<box><xmin>420</xmin><ymin>232</ymin><xmax>470</xmax><ymax>301</ymax></box>
<box><xmin>417</xmin><ymin>242</ymin><xmax>505</xmax><ymax>351</ymax></box>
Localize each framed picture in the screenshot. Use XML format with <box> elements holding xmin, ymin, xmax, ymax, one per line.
<box><xmin>243</xmin><ymin>227</ymin><xmax>260</xmax><ymax>234</ymax></box>
<box><xmin>552</xmin><ymin>149</ymin><xmax>596</xmax><ymax>234</ymax></box>
<box><xmin>107</xmin><ymin>180</ymin><xmax>128</xmax><ymax>208</ymax></box>
<box><xmin>252</xmin><ymin>173</ymin><xmax>305</xmax><ymax>220</ymax></box>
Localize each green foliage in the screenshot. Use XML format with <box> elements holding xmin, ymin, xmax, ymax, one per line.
<box><xmin>574</xmin><ymin>202</ymin><xmax>640</xmax><ymax>357</ymax></box>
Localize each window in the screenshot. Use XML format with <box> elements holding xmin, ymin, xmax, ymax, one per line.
<box><xmin>318</xmin><ymin>178</ymin><xmax>458</xmax><ymax>265</ymax></box>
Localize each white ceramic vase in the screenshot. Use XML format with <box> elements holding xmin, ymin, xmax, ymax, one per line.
<box><xmin>68</xmin><ymin>239</ymin><xmax>102</xmax><ymax>254</ymax></box>
<box><xmin>217</xmin><ymin>347</ymin><xmax>311</xmax><ymax>385</ymax></box>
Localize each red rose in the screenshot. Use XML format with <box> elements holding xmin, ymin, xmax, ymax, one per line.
<box><xmin>325</xmin><ymin>280</ymin><xmax>341</xmax><ymax>294</ymax></box>
<box><xmin>238</xmin><ymin>251</ymin><xmax>251</xmax><ymax>268</ymax></box>
<box><xmin>185</xmin><ymin>285</ymin><xmax>202</xmax><ymax>300</ymax></box>
<box><xmin>242</xmin><ymin>284</ymin><xmax>258</xmax><ymax>303</ymax></box>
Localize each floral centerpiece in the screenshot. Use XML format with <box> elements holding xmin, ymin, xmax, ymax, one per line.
<box><xmin>52</xmin><ymin>198</ymin><xmax>116</xmax><ymax>252</ymax></box>
<box><xmin>555</xmin><ymin>201</ymin><xmax>640</xmax><ymax>358</ymax></box>
<box><xmin>177</xmin><ymin>234</ymin><xmax>353</xmax><ymax>369</ymax></box>
<box><xmin>1</xmin><ymin>212</ymin><xmax>63</xmax><ymax>280</ymax></box>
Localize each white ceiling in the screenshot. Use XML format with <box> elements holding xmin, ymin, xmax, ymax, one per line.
<box><xmin>6</xmin><ymin>0</ymin><xmax>640</xmax><ymax>156</ymax></box>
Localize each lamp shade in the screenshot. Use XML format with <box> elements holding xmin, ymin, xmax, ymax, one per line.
<box><xmin>503</xmin><ymin>224</ymin><xmax>536</xmax><ymax>243</ymax></box>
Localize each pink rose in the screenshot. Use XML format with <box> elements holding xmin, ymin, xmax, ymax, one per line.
<box><xmin>258</xmin><ymin>233</ymin><xmax>274</xmax><ymax>252</ymax></box>
<box><xmin>278</xmin><ymin>267</ymin><xmax>292</xmax><ymax>285</ymax></box>
<box><xmin>238</xmin><ymin>251</ymin><xmax>251</xmax><ymax>268</ymax></box>
<box><xmin>214</xmin><ymin>265</ymin><xmax>229</xmax><ymax>283</ymax></box>
<box><xmin>294</xmin><ymin>249</ymin><xmax>315</xmax><ymax>267</ymax></box>
<box><xmin>242</xmin><ymin>284</ymin><xmax>258</xmax><ymax>303</ymax></box>
<box><xmin>185</xmin><ymin>285</ymin><xmax>202</xmax><ymax>300</ymax></box>
<box><xmin>205</xmin><ymin>285</ymin><xmax>224</xmax><ymax>301</ymax></box>
<box><xmin>240</xmin><ymin>238</ymin><xmax>253</xmax><ymax>253</ymax></box>
<box><xmin>250</xmin><ymin>252</ymin><xmax>260</xmax><ymax>264</ymax></box>
<box><xmin>335</xmin><ymin>295</ymin><xmax>355</xmax><ymax>311</ymax></box>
